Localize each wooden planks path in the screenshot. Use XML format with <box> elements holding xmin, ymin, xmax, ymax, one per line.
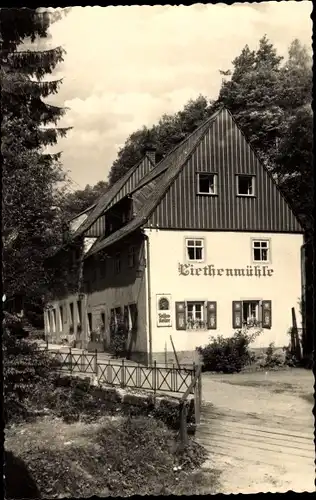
<box><xmin>195</xmin><ymin>401</ymin><xmax>315</xmax><ymax>493</ymax></box>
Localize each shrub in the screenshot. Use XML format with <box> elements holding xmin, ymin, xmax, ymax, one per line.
<box><xmin>197</xmin><ymin>329</ymin><xmax>259</xmax><ymax>373</ymax></box>
<box><xmin>3</xmin><ymin>313</ymin><xmax>61</xmax><ymax>424</ymax></box>
<box><xmin>262</xmin><ymin>342</ymin><xmax>283</xmax><ymax>368</ymax></box>
<box><xmin>110</xmin><ymin>319</ymin><xmax>128</xmax><ymax>357</ymax></box>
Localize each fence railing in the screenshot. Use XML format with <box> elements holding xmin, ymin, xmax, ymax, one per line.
<box><xmin>38</xmin><ymin>345</ymin><xmax>196</xmax><ymax>395</ymax></box>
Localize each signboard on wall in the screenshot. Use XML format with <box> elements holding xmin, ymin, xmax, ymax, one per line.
<box><xmin>156</xmin><ymin>294</ymin><xmax>172</xmax><ymax>327</ymax></box>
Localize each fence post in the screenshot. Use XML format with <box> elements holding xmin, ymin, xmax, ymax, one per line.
<box><xmin>46</xmin><ymin>337</ymin><xmax>49</xmax><ymax>350</ymax></box>
<box><xmin>152</xmin><ymin>360</ymin><xmax>157</xmax><ymax>394</ymax></box>
<box><xmin>94</xmin><ymin>349</ymin><xmax>98</xmax><ymax>377</ymax></box>
<box><xmin>198</xmin><ymin>369</ymin><xmax>202</xmax><ymax>420</ymax></box>
<box><xmin>179</xmin><ymin>401</ymin><xmax>188</xmax><ymax>451</ymax></box>
<box><xmin>121</xmin><ymin>359</ymin><xmax>126</xmax><ymax>388</ymax></box>
<box><xmin>107</xmin><ymin>359</ymin><xmax>112</xmax><ymax>385</ymax></box>
<box><xmin>69</xmin><ymin>347</ymin><xmax>72</xmax><ymax>374</ymax></box>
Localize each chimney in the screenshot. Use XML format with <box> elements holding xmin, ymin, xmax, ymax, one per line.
<box><xmin>145</xmin><ymin>147</ymin><xmax>156</xmax><ymax>167</ymax></box>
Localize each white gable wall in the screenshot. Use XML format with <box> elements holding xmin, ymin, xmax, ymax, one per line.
<box><xmin>146</xmin><ymin>228</ymin><xmax>303</xmax><ymax>353</ymax></box>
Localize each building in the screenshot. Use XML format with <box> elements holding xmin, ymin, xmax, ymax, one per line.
<box><xmin>44</xmin><ymin>106</ymin><xmax>304</xmax><ymax>365</ymax></box>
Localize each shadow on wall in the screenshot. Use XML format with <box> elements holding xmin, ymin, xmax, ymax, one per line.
<box><xmin>4</xmin><ymin>450</ymin><xmax>41</xmax><ymax>499</ymax></box>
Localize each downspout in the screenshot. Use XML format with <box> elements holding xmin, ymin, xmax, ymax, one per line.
<box><xmin>143</xmin><ymin>231</ymin><xmax>153</xmax><ymax>366</ymax></box>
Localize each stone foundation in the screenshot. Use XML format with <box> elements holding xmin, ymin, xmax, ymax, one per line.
<box><xmin>55</xmin><ymin>373</ymin><xmax>196</xmax><ymax>432</ymax></box>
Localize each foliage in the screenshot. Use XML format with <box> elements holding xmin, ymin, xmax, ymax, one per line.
<box><xmin>1</xmin><ymin>8</ymin><xmax>70</xmax><ymax>307</ymax></box>
<box><xmin>110</xmin><ymin>318</ymin><xmax>129</xmax><ymax>357</ymax></box>
<box><xmin>5</xmin><ymin>415</ymin><xmax>210</xmax><ymax>498</ymax></box>
<box><xmin>262</xmin><ymin>342</ymin><xmax>283</xmax><ymax>368</ymax></box>
<box><xmin>108</xmin><ymin>95</ymin><xmax>216</xmax><ymax>184</ymax></box>
<box><xmin>217</xmin><ymin>36</ymin><xmax>313</xmax><ymax>235</ymax></box>
<box><xmin>197</xmin><ymin>330</ymin><xmax>260</xmax><ymax>373</ymax></box>
<box><xmin>3</xmin><ymin>313</ymin><xmax>61</xmax><ymax>424</ymax></box>
<box><xmin>60</xmin><ymin>180</ymin><xmax>109</xmax><ymax>222</ymax></box>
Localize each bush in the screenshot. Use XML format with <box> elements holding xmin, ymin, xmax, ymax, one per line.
<box><xmin>110</xmin><ymin>319</ymin><xmax>128</xmax><ymax>357</ymax></box>
<box><xmin>3</xmin><ymin>313</ymin><xmax>61</xmax><ymax>424</ymax></box>
<box><xmin>197</xmin><ymin>329</ymin><xmax>259</xmax><ymax>373</ymax></box>
<box><xmin>262</xmin><ymin>342</ymin><xmax>283</xmax><ymax>368</ymax></box>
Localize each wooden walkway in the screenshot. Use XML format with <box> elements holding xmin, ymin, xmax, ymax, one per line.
<box><xmin>195</xmin><ymin>402</ymin><xmax>315</xmax><ymax>493</ymax></box>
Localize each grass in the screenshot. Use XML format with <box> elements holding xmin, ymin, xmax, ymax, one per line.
<box><xmin>4</xmin><ymin>332</ymin><xmax>218</xmax><ymax>497</ymax></box>
<box><xmin>5</xmin><ymin>414</ymin><xmax>218</xmax><ymax>497</ymax></box>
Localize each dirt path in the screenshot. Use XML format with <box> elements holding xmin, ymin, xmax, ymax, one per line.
<box><xmin>196</xmin><ymin>370</ymin><xmax>315</xmax><ymax>493</ymax></box>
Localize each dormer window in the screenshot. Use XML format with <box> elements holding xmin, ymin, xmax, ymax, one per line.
<box><xmin>197</xmin><ymin>173</ymin><xmax>218</xmax><ymax>195</ymax></box>
<box><xmin>237</xmin><ymin>175</ymin><xmax>255</xmax><ymax>196</ymax></box>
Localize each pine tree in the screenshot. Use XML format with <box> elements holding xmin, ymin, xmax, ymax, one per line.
<box><xmin>1</xmin><ymin>8</ymin><xmax>70</xmax><ymax>308</ymax></box>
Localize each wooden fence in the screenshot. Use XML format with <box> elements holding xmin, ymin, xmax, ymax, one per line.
<box><xmin>38</xmin><ymin>345</ymin><xmax>197</xmax><ymax>395</ymax></box>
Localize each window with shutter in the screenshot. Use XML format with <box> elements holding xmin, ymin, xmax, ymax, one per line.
<box><xmin>207</xmin><ymin>302</ymin><xmax>217</xmax><ymax>329</ymax></box>
<box><xmin>232</xmin><ymin>301</ymin><xmax>242</xmax><ymax>328</ymax></box>
<box><xmin>262</xmin><ymin>300</ymin><xmax>272</xmax><ymax>329</ymax></box>
<box><xmin>175</xmin><ymin>302</ymin><xmax>186</xmax><ymax>330</ymax></box>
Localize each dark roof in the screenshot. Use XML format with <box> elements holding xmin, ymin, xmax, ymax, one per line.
<box><xmin>86</xmin><ymin>106</ymin><xmax>223</xmax><ymax>258</ymax></box>
<box><xmin>74</xmin><ymin>154</ymin><xmax>155</xmax><ymax>238</ymax></box>
<box><xmin>68</xmin><ymin>204</ymin><xmax>96</xmax><ymax>223</ymax></box>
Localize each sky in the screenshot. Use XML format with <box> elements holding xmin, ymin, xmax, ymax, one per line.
<box><xmin>37</xmin><ymin>2</ymin><xmax>312</xmax><ymax>190</ymax></box>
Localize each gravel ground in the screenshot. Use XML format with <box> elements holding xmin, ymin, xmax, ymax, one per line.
<box><xmin>197</xmin><ymin>368</ymin><xmax>315</xmax><ymax>493</ymax></box>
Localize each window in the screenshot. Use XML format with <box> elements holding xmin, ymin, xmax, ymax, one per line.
<box><xmin>186</xmin><ymin>302</ymin><xmax>206</xmax><ymax>329</ymax></box>
<box><xmin>176</xmin><ymin>301</ymin><xmax>217</xmax><ymax>331</ymax></box>
<box><xmin>77</xmin><ymin>300</ymin><xmax>82</xmax><ymax>325</ymax></box>
<box><xmin>197</xmin><ymin>173</ymin><xmax>218</xmax><ymax>195</ymax></box>
<box><xmin>232</xmin><ymin>299</ymin><xmax>271</xmax><ymax>329</ymax></box>
<box><xmin>114</xmin><ymin>253</ymin><xmax>121</xmax><ymax>274</ymax></box>
<box><xmin>186</xmin><ymin>239</ymin><xmax>204</xmax><ymax>261</ymax></box>
<box><xmin>52</xmin><ymin>309</ymin><xmax>56</xmax><ymax>333</ymax></box>
<box><xmin>69</xmin><ymin>303</ymin><xmax>74</xmax><ymax>325</ymax></box>
<box><xmin>59</xmin><ymin>305</ymin><xmax>64</xmax><ymax>330</ymax></box>
<box><xmin>252</xmin><ymin>240</ymin><xmax>269</xmax><ymax>262</ymax></box>
<box><xmin>101</xmin><ymin>312</ymin><xmax>105</xmax><ymax>326</ymax></box>
<box><xmin>128</xmin><ymin>246</ymin><xmax>136</xmax><ymax>268</ymax></box>
<box><xmin>237</xmin><ymin>175</ymin><xmax>255</xmax><ymax>196</ymax></box>
<box><xmin>242</xmin><ymin>301</ymin><xmax>260</xmax><ymax>326</ymax></box>
<box><xmin>87</xmin><ymin>312</ymin><xmax>92</xmax><ymax>333</ymax></box>
<box><xmin>129</xmin><ymin>304</ymin><xmax>138</xmax><ymax>332</ymax></box>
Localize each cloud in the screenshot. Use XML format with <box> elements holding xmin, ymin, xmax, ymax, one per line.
<box><xmin>44</xmin><ymin>2</ymin><xmax>312</xmax><ymax>188</ymax></box>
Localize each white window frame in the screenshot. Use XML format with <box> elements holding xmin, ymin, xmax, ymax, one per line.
<box><xmin>185</xmin><ymin>301</ymin><xmax>207</xmax><ymax>330</ymax></box>
<box><xmin>59</xmin><ymin>305</ymin><xmax>63</xmax><ymax>331</ymax></box>
<box><xmin>51</xmin><ymin>309</ymin><xmax>56</xmax><ymax>333</ymax></box>
<box><xmin>237</xmin><ymin>174</ymin><xmax>255</xmax><ymax>197</ymax></box>
<box><xmin>185</xmin><ymin>238</ymin><xmax>205</xmax><ymax>262</ymax></box>
<box><xmin>241</xmin><ymin>300</ymin><xmax>262</xmax><ymax>327</ymax></box>
<box><xmin>197</xmin><ymin>173</ymin><xmax>218</xmax><ymax>195</ymax></box>
<box><xmin>252</xmin><ymin>239</ymin><xmax>270</xmax><ymax>263</ymax></box>
<box><xmin>128</xmin><ymin>245</ymin><xmax>136</xmax><ymax>268</ymax></box>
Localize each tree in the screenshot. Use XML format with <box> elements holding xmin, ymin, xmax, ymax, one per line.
<box><xmin>217</xmin><ymin>36</ymin><xmax>312</xmax><ymax>232</ymax></box>
<box><xmin>108</xmin><ymin>95</ymin><xmax>215</xmax><ymax>185</ymax></box>
<box><xmin>61</xmin><ymin>180</ymin><xmax>109</xmax><ymax>222</ymax></box>
<box><xmin>1</xmin><ymin>8</ymin><xmax>70</xmax><ymax>308</ymax></box>
<box><xmin>217</xmin><ymin>36</ymin><xmax>313</xmax><ymax>359</ymax></box>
